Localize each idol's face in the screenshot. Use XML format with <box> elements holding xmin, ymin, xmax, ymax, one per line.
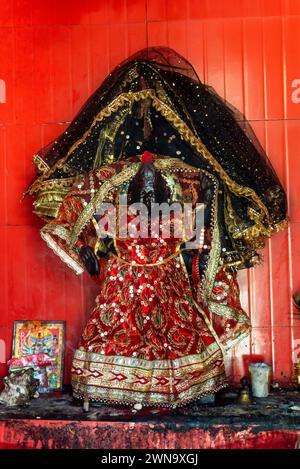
<box><xmin>139</xmin><ymin>165</ymin><xmax>155</xmax><ymax>205</ymax></box>
<box><xmin>129</xmin><ymin>163</ymin><xmax>170</xmax><ymax>209</ymax></box>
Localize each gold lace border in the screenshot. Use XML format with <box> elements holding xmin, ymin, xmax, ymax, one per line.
<box><xmin>72</xmin><ymin>376</ymin><xmax>227</xmax><ymax>408</ymax></box>
<box><xmin>40</xmin><ymin>231</ymin><xmax>84</xmax><ymax>275</ymax></box>
<box><xmin>25</xmin><ymin>89</ymin><xmax>270</xmax><ymax>225</ymax></box>
<box><xmin>71</xmin><ymin>347</ymin><xmax>227</xmax><ymax>407</ymax></box>
<box><xmin>33</xmin><ymin>154</ymin><xmax>50</xmax><ymax>174</ymax></box>
<box><xmin>207</xmin><ymin>300</ymin><xmax>251</xmax><ymax>325</ymax></box>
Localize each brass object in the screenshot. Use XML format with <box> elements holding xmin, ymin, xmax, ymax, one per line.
<box><xmin>238</xmin><ymin>388</ymin><xmax>252</xmax><ymax>405</ymax></box>
<box><xmin>238</xmin><ymin>376</ymin><xmax>252</xmax><ymax>405</ymax></box>
<box><xmin>294</xmin><ymin>362</ymin><xmax>300</xmax><ymax>389</ymax></box>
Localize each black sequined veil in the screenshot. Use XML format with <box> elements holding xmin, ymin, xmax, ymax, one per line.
<box><xmin>24</xmin><ymin>47</ymin><xmax>287</xmax><ymax>270</ymax></box>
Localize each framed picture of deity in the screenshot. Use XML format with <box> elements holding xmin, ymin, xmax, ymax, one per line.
<box><xmin>11</xmin><ymin>320</ymin><xmax>66</xmax><ymax>392</ymax></box>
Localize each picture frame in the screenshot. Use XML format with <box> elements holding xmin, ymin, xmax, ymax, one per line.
<box><xmin>12</xmin><ymin>320</ymin><xmax>66</xmax><ymax>392</ymax></box>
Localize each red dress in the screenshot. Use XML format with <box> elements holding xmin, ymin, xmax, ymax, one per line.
<box><xmin>71</xmin><ymin>226</ymin><xmax>227</xmax><ymax>407</ymax></box>
<box><xmin>40</xmin><ymin>159</ymin><xmax>250</xmax><ymax>408</ymax></box>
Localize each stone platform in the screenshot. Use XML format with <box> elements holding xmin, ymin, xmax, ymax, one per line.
<box><xmin>0</xmin><ymin>388</ymin><xmax>300</xmax><ymax>449</ymax></box>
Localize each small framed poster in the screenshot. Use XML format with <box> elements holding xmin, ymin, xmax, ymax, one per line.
<box><xmin>12</xmin><ymin>320</ymin><xmax>66</xmax><ymax>392</ymax></box>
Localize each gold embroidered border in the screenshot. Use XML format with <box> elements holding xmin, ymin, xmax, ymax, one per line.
<box><xmin>153</xmin><ymin>158</ymin><xmax>200</xmax><ymax>173</ymax></box>
<box><xmin>41</xmin><ymin>224</ymin><xmax>71</xmax><ymax>243</ymax></box>
<box><xmin>174</xmin><ymin>165</ymin><xmax>220</xmax><ymax>303</ymax></box>
<box><xmin>222</xmin><ymin>327</ymin><xmax>252</xmax><ymax>352</ymax></box>
<box><xmin>40</xmin><ymin>231</ymin><xmax>84</xmax><ymax>275</ymax></box>
<box><xmin>34</xmin><ymin>177</ymin><xmax>74</xmax><ymax>192</ymax></box>
<box><xmin>25</xmin><ymin>89</ymin><xmax>271</xmax><ymax>230</ymax></box>
<box><xmin>73</xmin><ymin>344</ymin><xmax>221</xmax><ymax>369</ymax></box>
<box><xmin>273</xmin><ymin>218</ymin><xmax>288</xmax><ymax>232</ymax></box>
<box><xmin>33</xmin><ymin>154</ymin><xmax>50</xmax><ymax>174</ymax></box>
<box><xmin>207</xmin><ymin>300</ymin><xmax>251</xmax><ymax>325</ymax></box>
<box><xmin>178</xmin><ymin>249</ymin><xmax>225</xmax><ymax>356</ymax></box>
<box><xmin>24</xmin><ymin>90</ymin><xmax>157</xmax><ymax>197</ymax></box>
<box><xmin>72</xmin><ymin>375</ymin><xmax>227</xmax><ymax>408</ymax></box>
<box><xmin>33</xmin><ymin>205</ymin><xmax>62</xmax><ymax>219</ymax></box>
<box><xmin>71</xmin><ymin>347</ymin><xmax>227</xmax><ymax>407</ymax></box>
<box><xmin>32</xmin><ymin>180</ymin><xmax>74</xmax><ymax>219</ymax></box>
<box><xmin>68</xmin><ymin>158</ymin><xmax>202</xmax><ymax>247</ymax></box>
<box><xmin>69</xmin><ymin>163</ymin><xmax>141</xmax><ymax>246</ymax></box>
<box><xmin>111</xmin><ymin>250</ymin><xmax>181</xmax><ymax>267</ymax></box>
<box><xmin>200</xmin><ymin>175</ymin><xmax>221</xmax><ymax>303</ymax></box>
<box><xmin>150</xmin><ymin>97</ymin><xmax>270</xmax><ymax>220</ymax></box>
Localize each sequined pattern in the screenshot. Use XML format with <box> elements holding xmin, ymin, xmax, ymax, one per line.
<box><xmin>72</xmin><ymin>233</ymin><xmax>227</xmax><ymax>406</ymax></box>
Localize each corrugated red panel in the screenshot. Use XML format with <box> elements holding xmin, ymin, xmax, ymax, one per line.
<box><xmin>0</xmin><ymin>0</ymin><xmax>299</xmax><ymax>384</ymax></box>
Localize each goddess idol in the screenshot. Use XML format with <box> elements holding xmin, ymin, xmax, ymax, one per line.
<box><xmin>24</xmin><ymin>48</ymin><xmax>287</xmax><ymax>408</ymax></box>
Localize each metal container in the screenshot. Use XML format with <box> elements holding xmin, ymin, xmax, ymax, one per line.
<box><xmin>249</xmin><ymin>363</ymin><xmax>272</xmax><ymax>398</ymax></box>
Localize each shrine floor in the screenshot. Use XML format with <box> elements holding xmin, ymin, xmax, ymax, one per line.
<box><xmin>0</xmin><ymin>387</ymin><xmax>300</xmax><ymax>449</ymax></box>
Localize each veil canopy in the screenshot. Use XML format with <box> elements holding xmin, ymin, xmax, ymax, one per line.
<box><xmin>24</xmin><ymin>47</ymin><xmax>287</xmax><ymax>270</ymax></box>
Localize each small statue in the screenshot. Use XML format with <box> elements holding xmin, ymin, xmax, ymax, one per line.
<box><xmin>0</xmin><ymin>368</ymin><xmax>39</xmax><ymax>407</ymax></box>
<box><xmin>238</xmin><ymin>376</ymin><xmax>252</xmax><ymax>405</ymax></box>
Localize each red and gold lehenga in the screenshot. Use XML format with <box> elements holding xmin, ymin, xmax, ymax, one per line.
<box><xmin>73</xmin><ymin>233</ymin><xmax>227</xmax><ymax>406</ymax></box>
<box><xmin>24</xmin><ymin>47</ymin><xmax>287</xmax><ymax>408</ymax></box>
<box><xmin>40</xmin><ymin>156</ymin><xmax>251</xmax><ymax>407</ymax></box>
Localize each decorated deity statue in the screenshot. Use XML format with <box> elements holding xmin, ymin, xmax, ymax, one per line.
<box><xmin>23</xmin><ymin>48</ymin><xmax>287</xmax><ymax>409</ymax></box>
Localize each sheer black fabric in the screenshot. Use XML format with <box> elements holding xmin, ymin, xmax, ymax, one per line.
<box><xmin>24</xmin><ymin>47</ymin><xmax>287</xmax><ymax>270</ymax></box>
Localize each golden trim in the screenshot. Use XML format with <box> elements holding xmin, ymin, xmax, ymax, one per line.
<box><xmin>221</xmin><ymin>259</ymin><xmax>245</xmax><ymax>270</ymax></box>
<box><xmin>25</xmin><ymin>90</ymin><xmax>157</xmax><ymax>197</ymax></box>
<box><xmin>69</xmin><ymin>163</ymin><xmax>141</xmax><ymax>246</ymax></box>
<box><xmin>71</xmin><ymin>346</ymin><xmax>227</xmax><ymax>408</ymax></box>
<box><xmin>201</xmin><ymin>176</ymin><xmax>221</xmax><ymax>303</ymax></box>
<box><xmin>34</xmin><ymin>177</ymin><xmax>74</xmax><ymax>192</ymax></box>
<box><xmin>192</xmin><ymin>298</ymin><xmax>226</xmax><ymax>356</ymax></box>
<box><xmin>41</xmin><ymin>224</ymin><xmax>71</xmax><ymax>243</ymax></box>
<box><xmin>73</xmin><ymin>344</ymin><xmax>221</xmax><ymax>369</ymax></box>
<box><xmin>72</xmin><ymin>377</ymin><xmax>227</xmax><ymax>408</ymax></box>
<box><xmin>25</xmin><ymin>178</ymin><xmax>75</xmax><ymax>219</ymax></box>
<box><xmin>153</xmin><ymin>158</ymin><xmax>200</xmax><ymax>173</ymax></box>
<box><xmin>40</xmin><ymin>231</ymin><xmax>84</xmax><ymax>275</ymax></box>
<box><xmin>111</xmin><ymin>250</ymin><xmax>181</xmax><ymax>267</ymax></box>
<box><xmin>207</xmin><ymin>300</ymin><xmax>251</xmax><ymax>325</ymax></box>
<box><xmin>68</xmin><ymin>158</ymin><xmax>218</xmax><ymax>248</ymax></box>
<box><xmin>33</xmin><ymin>206</ymin><xmax>61</xmax><ymax>219</ymax></box>
<box><xmin>25</xmin><ymin>89</ymin><xmax>272</xmax><ymax>233</ymax></box>
<box><xmin>222</xmin><ymin>328</ymin><xmax>252</xmax><ymax>352</ymax></box>
<box><xmin>273</xmin><ymin>218</ymin><xmax>288</xmax><ymax>232</ymax></box>
<box><xmin>150</xmin><ymin>96</ymin><xmax>270</xmax><ymax>221</ymax></box>
<box><xmin>178</xmin><ymin>246</ymin><xmax>225</xmax><ymax>356</ymax></box>
<box><xmin>33</xmin><ymin>154</ymin><xmax>50</xmax><ymax>174</ymax></box>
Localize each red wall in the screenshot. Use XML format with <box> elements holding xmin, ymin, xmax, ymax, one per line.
<box><xmin>0</xmin><ymin>0</ymin><xmax>300</xmax><ymax>385</ymax></box>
